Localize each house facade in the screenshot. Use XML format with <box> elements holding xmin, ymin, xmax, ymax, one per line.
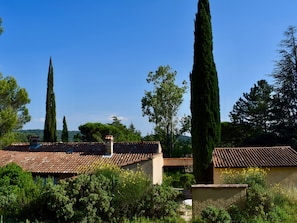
<box><xmin>212</xmin><ymin>146</ymin><xmax>297</xmax><ymax>187</ymax></box>
<box><xmin>0</xmin><ymin>136</ymin><xmax>164</xmax><ymax>184</ymax></box>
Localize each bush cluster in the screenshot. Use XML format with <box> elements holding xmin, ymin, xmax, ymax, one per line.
<box><xmin>164</xmin><ymin>171</ymin><xmax>195</xmax><ymax>189</ymax></box>
<box><xmin>0</xmin><ymin>163</ymin><xmax>181</xmax><ymax>223</ymax></box>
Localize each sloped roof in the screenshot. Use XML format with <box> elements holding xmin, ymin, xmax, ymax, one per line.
<box><xmin>0</xmin><ymin>141</ymin><xmax>161</xmax><ymax>174</ymax></box>
<box><xmin>212</xmin><ymin>146</ymin><xmax>297</xmax><ymax>168</ymax></box>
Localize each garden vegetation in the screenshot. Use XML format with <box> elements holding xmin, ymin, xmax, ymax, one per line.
<box><xmin>0</xmin><ymin>163</ymin><xmax>184</xmax><ymax>223</ymax></box>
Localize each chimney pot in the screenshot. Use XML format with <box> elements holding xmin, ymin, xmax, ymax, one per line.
<box><xmin>105</xmin><ymin>135</ymin><xmax>113</xmax><ymax>156</ymax></box>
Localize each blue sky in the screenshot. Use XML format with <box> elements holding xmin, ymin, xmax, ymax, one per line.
<box><xmin>0</xmin><ymin>1</ymin><xmax>297</xmax><ymax>135</ymax></box>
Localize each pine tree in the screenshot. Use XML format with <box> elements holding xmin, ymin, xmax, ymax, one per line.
<box><xmin>43</xmin><ymin>57</ymin><xmax>57</xmax><ymax>142</ymax></box>
<box><xmin>62</xmin><ymin>116</ymin><xmax>69</xmax><ymax>142</ymax></box>
<box><xmin>190</xmin><ymin>0</ymin><xmax>220</xmax><ymax>183</ymax></box>
<box><xmin>270</xmin><ymin>26</ymin><xmax>297</xmax><ymax>142</ymax></box>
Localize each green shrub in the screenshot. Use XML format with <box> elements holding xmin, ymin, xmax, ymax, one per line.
<box><xmin>164</xmin><ymin>172</ymin><xmax>195</xmax><ymax>189</ymax></box>
<box><xmin>227</xmin><ymin>205</ymin><xmax>247</xmax><ymax>223</ymax></box>
<box><xmin>247</xmin><ymin>183</ymin><xmax>273</xmax><ymax>216</ymax></box>
<box><xmin>140</xmin><ymin>184</ymin><xmax>180</xmax><ymax>219</ymax></box>
<box><xmin>222</xmin><ymin>168</ymin><xmax>272</xmax><ymax>217</ymax></box>
<box><xmin>123</xmin><ymin>216</ymin><xmax>186</xmax><ymax>223</ymax></box>
<box><xmin>0</xmin><ymin>163</ymin><xmax>36</xmax><ymax>216</ymax></box>
<box><xmin>98</xmin><ymin>165</ymin><xmax>151</xmax><ymax>221</ymax></box>
<box><xmin>45</xmin><ymin>173</ymin><xmax>113</xmax><ymax>223</ymax></box>
<box><xmin>222</xmin><ymin>168</ymin><xmax>267</xmax><ymax>188</ymax></box>
<box><xmin>43</xmin><ymin>165</ymin><xmax>179</xmax><ymax>222</ymax></box>
<box><xmin>2</xmin><ymin>164</ymin><xmax>181</xmax><ymax>222</ymax></box>
<box><xmin>200</xmin><ymin>206</ymin><xmax>231</xmax><ymax>223</ymax></box>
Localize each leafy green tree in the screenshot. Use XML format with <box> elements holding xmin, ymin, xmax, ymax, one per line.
<box><xmin>270</xmin><ymin>26</ymin><xmax>297</xmax><ymax>143</ymax></box>
<box><xmin>190</xmin><ymin>0</ymin><xmax>220</xmax><ymax>183</ymax></box>
<box><xmin>79</xmin><ymin>117</ymin><xmax>141</xmax><ymax>142</ymax></box>
<box><xmin>62</xmin><ymin>116</ymin><xmax>69</xmax><ymax>142</ymax></box>
<box><xmin>44</xmin><ymin>57</ymin><xmax>57</xmax><ymax>142</ymax></box>
<box><xmin>141</xmin><ymin>65</ymin><xmax>188</xmax><ymax>157</ymax></box>
<box><xmin>0</xmin><ymin>74</ymin><xmax>31</xmax><ymax>147</ymax></box>
<box><xmin>171</xmin><ymin>137</ymin><xmax>192</xmax><ymax>158</ymax></box>
<box><xmin>0</xmin><ymin>163</ymin><xmax>35</xmax><ymax>216</ymax></box>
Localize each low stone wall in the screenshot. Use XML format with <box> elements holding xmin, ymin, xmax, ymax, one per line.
<box><xmin>192</xmin><ymin>184</ymin><xmax>248</xmax><ymax>217</ymax></box>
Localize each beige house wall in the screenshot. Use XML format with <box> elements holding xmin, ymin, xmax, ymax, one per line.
<box><xmin>124</xmin><ymin>153</ymin><xmax>163</xmax><ymax>185</ymax></box>
<box><xmin>214</xmin><ymin>167</ymin><xmax>297</xmax><ymax>187</ymax></box>
<box><xmin>192</xmin><ymin>184</ymin><xmax>247</xmax><ymax>217</ymax></box>
<box><xmin>152</xmin><ymin>153</ymin><xmax>163</xmax><ymax>184</ymax></box>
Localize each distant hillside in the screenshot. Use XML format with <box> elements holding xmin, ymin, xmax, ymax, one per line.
<box><xmin>177</xmin><ymin>135</ymin><xmax>191</xmax><ymax>142</ymax></box>
<box><xmin>18</xmin><ymin>129</ymin><xmax>80</xmax><ymax>142</ymax></box>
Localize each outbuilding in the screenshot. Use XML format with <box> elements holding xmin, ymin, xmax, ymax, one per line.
<box><xmin>212</xmin><ymin>146</ymin><xmax>297</xmax><ymax>187</ymax></box>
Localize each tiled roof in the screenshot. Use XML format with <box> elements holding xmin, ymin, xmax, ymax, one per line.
<box><xmin>0</xmin><ymin>141</ymin><xmax>161</xmax><ymax>174</ymax></box>
<box><xmin>212</xmin><ymin>146</ymin><xmax>297</xmax><ymax>168</ymax></box>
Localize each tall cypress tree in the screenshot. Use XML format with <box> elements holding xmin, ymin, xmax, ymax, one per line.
<box><xmin>44</xmin><ymin>57</ymin><xmax>57</xmax><ymax>142</ymax></box>
<box><xmin>190</xmin><ymin>0</ymin><xmax>220</xmax><ymax>183</ymax></box>
<box><xmin>62</xmin><ymin>116</ymin><xmax>69</xmax><ymax>142</ymax></box>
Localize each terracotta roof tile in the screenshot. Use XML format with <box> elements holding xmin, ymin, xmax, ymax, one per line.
<box><xmin>212</xmin><ymin>146</ymin><xmax>297</xmax><ymax>168</ymax></box>
<box><xmin>0</xmin><ymin>141</ymin><xmax>161</xmax><ymax>174</ymax></box>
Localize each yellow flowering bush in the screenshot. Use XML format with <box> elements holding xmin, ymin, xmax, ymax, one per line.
<box><xmin>222</xmin><ymin>167</ymin><xmax>268</xmax><ymax>187</ymax></box>
<box><xmin>222</xmin><ymin>168</ymin><xmax>272</xmax><ymax>218</ymax></box>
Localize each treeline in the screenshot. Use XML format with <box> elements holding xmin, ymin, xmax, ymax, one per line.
<box><xmin>16</xmin><ymin>116</ymin><xmax>142</xmax><ymax>143</ymax></box>
<box><xmin>221</xmin><ymin>26</ymin><xmax>297</xmax><ymax>149</ymax></box>
<box><xmin>17</xmin><ymin>129</ymin><xmax>79</xmax><ymax>142</ymax></box>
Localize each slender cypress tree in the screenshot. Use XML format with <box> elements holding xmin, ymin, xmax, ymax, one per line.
<box><xmin>190</xmin><ymin>0</ymin><xmax>220</xmax><ymax>183</ymax></box>
<box><xmin>62</xmin><ymin>116</ymin><xmax>69</xmax><ymax>142</ymax></box>
<box><xmin>44</xmin><ymin>57</ymin><xmax>57</xmax><ymax>142</ymax></box>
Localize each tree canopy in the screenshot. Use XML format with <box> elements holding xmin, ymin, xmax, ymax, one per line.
<box><xmin>141</xmin><ymin>65</ymin><xmax>188</xmax><ymax>157</ymax></box>
<box><xmin>78</xmin><ymin>116</ymin><xmax>141</xmax><ymax>142</ymax></box>
<box><xmin>0</xmin><ymin>74</ymin><xmax>30</xmax><ymax>146</ymax></box>
<box><xmin>0</xmin><ymin>163</ymin><xmax>35</xmax><ymax>216</ymax></box>
<box><xmin>230</xmin><ymin>79</ymin><xmax>273</xmax><ymax>133</ymax></box>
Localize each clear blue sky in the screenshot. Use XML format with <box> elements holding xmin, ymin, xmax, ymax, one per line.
<box><xmin>0</xmin><ymin>1</ymin><xmax>297</xmax><ymax>135</ymax></box>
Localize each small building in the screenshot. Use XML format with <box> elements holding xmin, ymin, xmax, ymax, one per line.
<box><xmin>212</xmin><ymin>146</ymin><xmax>297</xmax><ymax>187</ymax></box>
<box><xmin>0</xmin><ymin>136</ymin><xmax>164</xmax><ymax>184</ymax></box>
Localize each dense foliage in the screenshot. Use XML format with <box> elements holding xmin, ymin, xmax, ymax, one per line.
<box><xmin>141</xmin><ymin>65</ymin><xmax>188</xmax><ymax>157</ymax></box>
<box><xmin>16</xmin><ymin>129</ymin><xmax>79</xmax><ymax>142</ymax></box>
<box><xmin>230</xmin><ymin>80</ymin><xmax>273</xmax><ymax>134</ymax></box>
<box><xmin>78</xmin><ymin>116</ymin><xmax>141</xmax><ymax>142</ymax></box>
<box><xmin>0</xmin><ymin>73</ymin><xmax>31</xmax><ymax>147</ymax></box>
<box><xmin>164</xmin><ymin>172</ymin><xmax>196</xmax><ymax>190</ymax></box>
<box><xmin>44</xmin><ymin>57</ymin><xmax>57</xmax><ymax>142</ymax></box>
<box><xmin>219</xmin><ymin>168</ymin><xmax>297</xmax><ymax>222</ymax></box>
<box><xmin>0</xmin><ymin>163</ymin><xmax>36</xmax><ymax>216</ymax></box>
<box><xmin>0</xmin><ymin>164</ymin><xmax>181</xmax><ymax>222</ymax></box>
<box><xmin>190</xmin><ymin>0</ymin><xmax>220</xmax><ymax>183</ymax></box>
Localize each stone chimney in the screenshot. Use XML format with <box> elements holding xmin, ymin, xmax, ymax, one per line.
<box><xmin>29</xmin><ymin>136</ymin><xmax>41</xmax><ymax>149</ymax></box>
<box><xmin>105</xmin><ymin>135</ymin><xmax>113</xmax><ymax>156</ymax></box>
